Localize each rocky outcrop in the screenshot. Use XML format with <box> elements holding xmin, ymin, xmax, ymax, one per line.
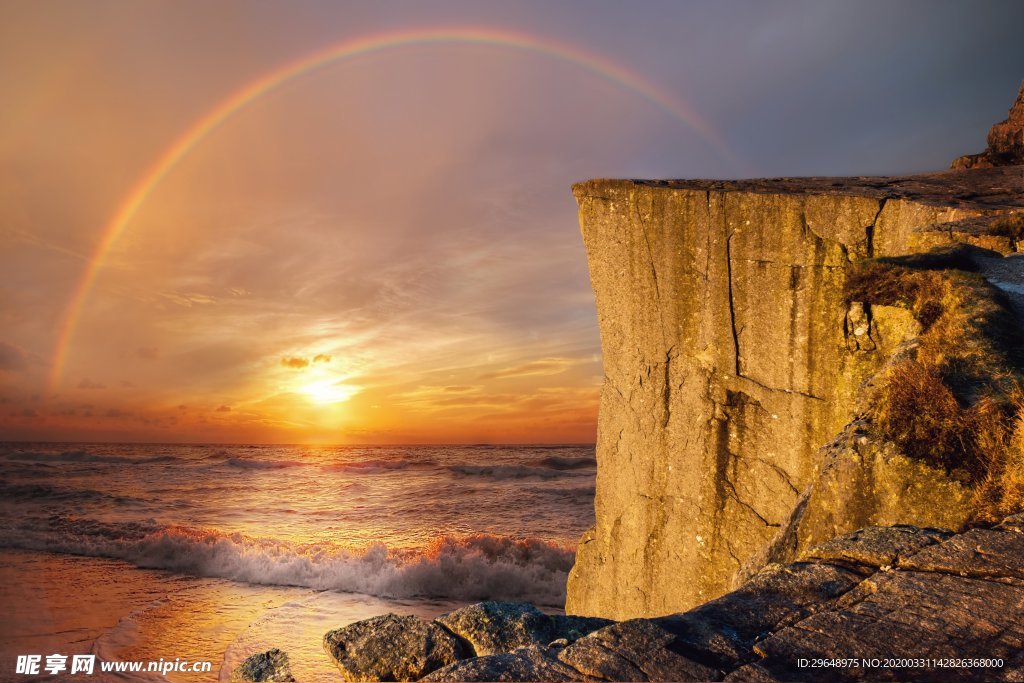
<box><xmin>568</xmin><ymin>167</ymin><xmax>1024</xmax><ymax>619</ymax></box>
<box><xmin>435</xmin><ymin>602</ymin><xmax>611</xmax><ymax>657</ymax></box>
<box><xmin>232</xmin><ymin>649</ymin><xmax>295</xmax><ymax>682</ymax></box>
<box><xmin>952</xmin><ymin>81</ymin><xmax>1024</xmax><ymax>169</ymax></box>
<box><xmin>323</xmin><ymin>604</ymin><xmax>610</xmax><ymax>681</ymax></box>
<box><xmin>317</xmin><ymin>516</ymin><xmax>1024</xmax><ymax>681</ymax></box>
<box><xmin>324</xmin><ymin>614</ymin><xmax>465</xmax><ymax>681</ymax></box>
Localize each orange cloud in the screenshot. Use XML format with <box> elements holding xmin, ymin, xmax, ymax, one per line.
<box><xmin>478</xmin><ymin>357</ymin><xmax>582</xmax><ymax>380</ymax></box>
<box><xmin>281</xmin><ymin>357</ymin><xmax>310</xmax><ymax>369</ymax></box>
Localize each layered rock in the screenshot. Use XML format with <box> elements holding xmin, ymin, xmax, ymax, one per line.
<box><xmin>952</xmin><ymin>81</ymin><xmax>1024</xmax><ymax>169</ymax></box>
<box><xmin>568</xmin><ymin>168</ymin><xmax>1024</xmax><ymax>619</ymax></box>
<box><xmin>317</xmin><ymin>516</ymin><xmax>1024</xmax><ymax>681</ymax></box>
<box><xmin>231</xmin><ymin>649</ymin><xmax>295</xmax><ymax>682</ymax></box>
<box><xmin>324</xmin><ymin>614</ymin><xmax>466</xmax><ymax>681</ymax></box>
<box><xmin>322</xmin><ymin>604</ymin><xmax>610</xmax><ymax>681</ymax></box>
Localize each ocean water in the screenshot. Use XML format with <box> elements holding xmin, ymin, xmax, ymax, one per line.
<box><xmin>0</xmin><ymin>443</ymin><xmax>595</xmax><ymax>681</ymax></box>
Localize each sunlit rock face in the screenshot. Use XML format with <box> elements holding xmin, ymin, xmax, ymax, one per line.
<box><xmin>568</xmin><ymin>168</ymin><xmax>1024</xmax><ymax>619</ymax></box>
<box><xmin>952</xmin><ymin>80</ymin><xmax>1024</xmax><ymax>169</ymax></box>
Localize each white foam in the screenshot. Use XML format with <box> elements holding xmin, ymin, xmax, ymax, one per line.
<box><xmin>1</xmin><ymin>518</ymin><xmax>575</xmax><ymax>606</ymax></box>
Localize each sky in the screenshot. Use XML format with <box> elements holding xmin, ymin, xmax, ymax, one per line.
<box><xmin>1</xmin><ymin>1</ymin><xmax>1023</xmax><ymax>444</ymax></box>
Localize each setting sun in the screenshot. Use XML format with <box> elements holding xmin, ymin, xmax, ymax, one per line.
<box><xmin>299</xmin><ymin>378</ymin><xmax>359</xmax><ymax>405</ymax></box>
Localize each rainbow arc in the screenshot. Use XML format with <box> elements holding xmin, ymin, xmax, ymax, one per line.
<box><xmin>48</xmin><ymin>26</ymin><xmax>743</xmax><ymax>390</ymax></box>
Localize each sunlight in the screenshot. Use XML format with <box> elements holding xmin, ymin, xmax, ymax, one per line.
<box><xmin>299</xmin><ymin>378</ymin><xmax>358</xmax><ymax>405</ymax></box>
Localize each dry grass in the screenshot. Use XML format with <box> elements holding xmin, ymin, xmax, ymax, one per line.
<box><xmin>988</xmin><ymin>213</ymin><xmax>1024</xmax><ymax>245</ymax></box>
<box><xmin>844</xmin><ymin>245</ymin><xmax>1024</xmax><ymax>521</ymax></box>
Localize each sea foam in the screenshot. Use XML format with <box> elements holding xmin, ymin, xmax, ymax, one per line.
<box><xmin>0</xmin><ymin>517</ymin><xmax>575</xmax><ymax>606</ymax></box>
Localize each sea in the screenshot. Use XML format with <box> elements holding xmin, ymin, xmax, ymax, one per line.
<box><xmin>0</xmin><ymin>442</ymin><xmax>596</xmax><ymax>682</ymax></box>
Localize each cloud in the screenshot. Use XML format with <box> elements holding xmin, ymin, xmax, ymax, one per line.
<box><xmin>313</xmin><ymin>354</ymin><xmax>331</xmax><ymax>363</ymax></box>
<box><xmin>0</xmin><ymin>341</ymin><xmax>28</xmax><ymax>372</ymax></box>
<box><xmin>443</xmin><ymin>385</ymin><xmax>477</xmax><ymax>393</ymax></box>
<box><xmin>215</xmin><ymin>404</ymin><xmax>231</xmax><ymax>412</ymax></box>
<box><xmin>136</xmin><ymin>346</ymin><xmax>159</xmax><ymax>360</ymax></box>
<box><xmin>281</xmin><ymin>356</ymin><xmax>309</xmax><ymax>369</ymax></box>
<box><xmin>120</xmin><ymin>380</ymin><xmax>135</xmax><ymax>387</ymax></box>
<box><xmin>78</xmin><ymin>378</ymin><xmax>106</xmax><ymax>390</ymax></box>
<box><xmin>477</xmin><ymin>357</ymin><xmax>582</xmax><ymax>380</ymax></box>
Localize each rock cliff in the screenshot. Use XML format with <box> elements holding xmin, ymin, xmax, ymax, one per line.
<box><xmin>568</xmin><ymin>167</ymin><xmax>1024</xmax><ymax>619</ymax></box>
<box><xmin>952</xmin><ymin>80</ymin><xmax>1024</xmax><ymax>169</ymax></box>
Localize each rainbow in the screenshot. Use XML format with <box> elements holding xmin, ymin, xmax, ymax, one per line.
<box><xmin>48</xmin><ymin>26</ymin><xmax>743</xmax><ymax>390</ymax></box>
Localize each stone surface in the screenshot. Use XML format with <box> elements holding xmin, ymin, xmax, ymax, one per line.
<box><xmin>422</xmin><ymin>646</ymin><xmax>585</xmax><ymax>682</ymax></box>
<box><xmin>782</xmin><ymin>426</ymin><xmax>975</xmax><ymax>556</ymax></box>
<box><xmin>656</xmin><ymin>559</ymin><xmax>867</xmax><ymax>669</ymax></box>
<box><xmin>798</xmin><ymin>524</ymin><xmax>951</xmax><ymax>568</ymax></box>
<box><xmin>568</xmin><ymin>168</ymin><xmax>1024</xmax><ymax>620</ymax></box>
<box><xmin>435</xmin><ymin>602</ymin><xmax>610</xmax><ymax>657</ymax></box>
<box><xmin>558</xmin><ymin>620</ymin><xmax>720</xmax><ymax>681</ymax></box>
<box><xmin>231</xmin><ymin>648</ymin><xmax>295</xmax><ymax>682</ymax></box>
<box><xmin>953</xmin><ymin>81</ymin><xmax>1024</xmax><ymax>169</ymax></box>
<box><xmin>324</xmin><ymin>614</ymin><xmax>465</xmax><ymax>681</ymax></box>
<box><xmin>434</xmin><ymin>602</ymin><xmax>550</xmax><ymax>656</ymax></box>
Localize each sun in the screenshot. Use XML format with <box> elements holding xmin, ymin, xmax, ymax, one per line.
<box><xmin>300</xmin><ymin>379</ymin><xmax>358</xmax><ymax>405</ymax></box>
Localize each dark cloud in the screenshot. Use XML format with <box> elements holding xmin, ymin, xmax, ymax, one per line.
<box><xmin>136</xmin><ymin>346</ymin><xmax>159</xmax><ymax>360</ymax></box>
<box><xmin>281</xmin><ymin>356</ymin><xmax>309</xmax><ymax>369</ymax></box>
<box><xmin>78</xmin><ymin>378</ymin><xmax>106</xmax><ymax>390</ymax></box>
<box><xmin>313</xmin><ymin>354</ymin><xmax>331</xmax><ymax>363</ymax></box>
<box><xmin>215</xmin><ymin>404</ymin><xmax>231</xmax><ymax>412</ymax></box>
<box><xmin>119</xmin><ymin>380</ymin><xmax>135</xmax><ymax>387</ymax></box>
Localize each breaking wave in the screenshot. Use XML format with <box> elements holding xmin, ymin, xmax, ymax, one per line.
<box><xmin>0</xmin><ymin>517</ymin><xmax>576</xmax><ymax>606</ymax></box>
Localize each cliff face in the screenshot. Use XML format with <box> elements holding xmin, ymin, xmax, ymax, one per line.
<box><xmin>952</xmin><ymin>80</ymin><xmax>1024</xmax><ymax>169</ymax></box>
<box><xmin>568</xmin><ymin>169</ymin><xmax>1024</xmax><ymax>619</ymax></box>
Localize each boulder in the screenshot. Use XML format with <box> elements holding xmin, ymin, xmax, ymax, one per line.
<box><xmin>435</xmin><ymin>602</ymin><xmax>551</xmax><ymax>656</ymax></box>
<box><xmin>323</xmin><ymin>614</ymin><xmax>465</xmax><ymax>681</ymax></box>
<box><xmin>435</xmin><ymin>602</ymin><xmax>611</xmax><ymax>656</ymax></box>
<box><xmin>231</xmin><ymin>648</ymin><xmax>294</xmax><ymax>682</ymax></box>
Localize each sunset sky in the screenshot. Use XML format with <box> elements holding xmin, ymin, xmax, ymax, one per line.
<box><xmin>1</xmin><ymin>1</ymin><xmax>1023</xmax><ymax>444</ymax></box>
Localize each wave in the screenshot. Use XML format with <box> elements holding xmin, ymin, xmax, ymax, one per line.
<box><xmin>223</xmin><ymin>457</ymin><xmax>305</xmax><ymax>470</ymax></box>
<box><xmin>0</xmin><ymin>482</ymin><xmax>144</xmax><ymax>506</ymax></box>
<box><xmin>0</xmin><ymin>517</ymin><xmax>575</xmax><ymax>606</ymax></box>
<box><xmin>531</xmin><ymin>455</ymin><xmax>596</xmax><ymax>471</ymax></box>
<box><xmin>447</xmin><ymin>463</ymin><xmax>585</xmax><ymax>480</ymax></box>
<box><xmin>0</xmin><ymin>449</ymin><xmax>178</xmax><ymax>465</ymax></box>
<box><xmin>322</xmin><ymin>458</ymin><xmax>436</xmax><ymax>473</ymax></box>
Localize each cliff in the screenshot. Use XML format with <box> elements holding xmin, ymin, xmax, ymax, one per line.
<box><xmin>567</xmin><ymin>167</ymin><xmax>1024</xmax><ymax>618</ymax></box>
